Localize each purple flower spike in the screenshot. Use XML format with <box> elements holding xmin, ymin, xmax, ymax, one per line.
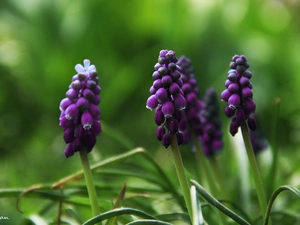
<box><xmin>221</xmin><ymin>55</ymin><xmax>256</xmax><ymax>136</ymax></box>
<box><xmin>177</xmin><ymin>56</ymin><xmax>204</xmax><ymax>144</ymax></box>
<box><xmin>59</xmin><ymin>59</ymin><xmax>102</xmax><ymax>157</ymax></box>
<box><xmin>146</xmin><ymin>50</ymin><xmax>186</xmax><ymax>147</ymax></box>
<box><xmin>200</xmin><ymin>88</ymin><xmax>223</xmax><ymax>157</ymax></box>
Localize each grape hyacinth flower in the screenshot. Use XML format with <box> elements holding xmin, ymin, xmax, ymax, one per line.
<box><xmin>250</xmin><ymin>117</ymin><xmax>267</xmax><ymax>154</ymax></box>
<box><xmin>221</xmin><ymin>55</ymin><xmax>268</xmax><ymax>216</ymax></box>
<box><xmin>146</xmin><ymin>50</ymin><xmax>186</xmax><ymax>148</ymax></box>
<box><xmin>59</xmin><ymin>59</ymin><xmax>101</xmax><ymax>157</ymax></box>
<box><xmin>221</xmin><ymin>55</ymin><xmax>256</xmax><ymax>136</ymax></box>
<box><xmin>200</xmin><ymin>88</ymin><xmax>223</xmax><ymax>157</ymax></box>
<box><xmin>177</xmin><ymin>56</ymin><xmax>203</xmax><ymax>143</ymax></box>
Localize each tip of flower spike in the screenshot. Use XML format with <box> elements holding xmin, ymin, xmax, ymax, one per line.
<box><xmin>83</xmin><ymin>59</ymin><xmax>90</xmax><ymax>69</ymax></box>
<box><xmin>75</xmin><ymin>64</ymin><xmax>84</xmax><ymax>73</ymax></box>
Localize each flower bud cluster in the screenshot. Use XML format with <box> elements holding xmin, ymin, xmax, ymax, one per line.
<box><xmin>200</xmin><ymin>88</ymin><xmax>223</xmax><ymax>157</ymax></box>
<box><xmin>221</xmin><ymin>55</ymin><xmax>256</xmax><ymax>136</ymax></box>
<box><xmin>176</xmin><ymin>56</ymin><xmax>203</xmax><ymax>143</ymax></box>
<box><xmin>146</xmin><ymin>50</ymin><xmax>186</xmax><ymax>148</ymax></box>
<box><xmin>59</xmin><ymin>60</ymin><xmax>101</xmax><ymax>157</ymax></box>
<box><xmin>250</xmin><ymin>117</ymin><xmax>267</xmax><ymax>154</ymax></box>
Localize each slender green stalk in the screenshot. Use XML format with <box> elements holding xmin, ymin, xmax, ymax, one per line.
<box><xmin>267</xmin><ymin>98</ymin><xmax>280</xmax><ymax>197</ymax></box>
<box><xmin>241</xmin><ymin>121</ymin><xmax>267</xmax><ymax>217</ymax></box>
<box><xmin>79</xmin><ymin>148</ymin><xmax>101</xmax><ymax>221</ymax></box>
<box><xmin>191</xmin><ymin>131</ymin><xmax>219</xmax><ymax>197</ymax></box>
<box><xmin>170</xmin><ymin>134</ymin><xmax>193</xmax><ymax>221</ymax></box>
<box><xmin>209</xmin><ymin>156</ymin><xmax>227</xmax><ymax>198</ymax></box>
<box><xmin>191</xmin><ymin>132</ymin><xmax>227</xmax><ymax>224</ymax></box>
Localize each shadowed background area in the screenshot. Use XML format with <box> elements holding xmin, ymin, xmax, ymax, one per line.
<box><xmin>0</xmin><ymin>0</ymin><xmax>300</xmax><ymax>223</ymax></box>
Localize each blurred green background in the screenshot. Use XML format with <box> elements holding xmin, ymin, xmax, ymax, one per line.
<box><xmin>1</xmin><ymin>0</ymin><xmax>300</xmax><ymax>223</ymax></box>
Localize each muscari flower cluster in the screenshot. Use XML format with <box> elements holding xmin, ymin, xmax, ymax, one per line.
<box><xmin>200</xmin><ymin>88</ymin><xmax>223</xmax><ymax>157</ymax></box>
<box><xmin>221</xmin><ymin>55</ymin><xmax>256</xmax><ymax>136</ymax></box>
<box><xmin>177</xmin><ymin>56</ymin><xmax>203</xmax><ymax>143</ymax></box>
<box><xmin>146</xmin><ymin>50</ymin><xmax>186</xmax><ymax>148</ymax></box>
<box><xmin>250</xmin><ymin>117</ymin><xmax>267</xmax><ymax>154</ymax></box>
<box><xmin>59</xmin><ymin>60</ymin><xmax>101</xmax><ymax>157</ymax></box>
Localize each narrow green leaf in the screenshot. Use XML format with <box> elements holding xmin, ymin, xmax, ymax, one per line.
<box><xmin>125</xmin><ymin>219</ymin><xmax>173</xmax><ymax>225</ymax></box>
<box><xmin>52</xmin><ymin>148</ymin><xmax>145</xmax><ymax>188</ymax></box>
<box><xmin>191</xmin><ymin>180</ymin><xmax>251</xmax><ymax>225</ymax></box>
<box><xmin>190</xmin><ymin>185</ymin><xmax>204</xmax><ymax>225</ymax></box>
<box><xmin>105</xmin><ymin>183</ymin><xmax>127</xmax><ymax>225</ymax></box>
<box><xmin>263</xmin><ymin>185</ymin><xmax>300</xmax><ymax>225</ymax></box>
<box><xmin>83</xmin><ymin>208</ymin><xmax>158</xmax><ymax>225</ymax></box>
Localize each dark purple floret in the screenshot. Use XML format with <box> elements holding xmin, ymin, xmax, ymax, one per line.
<box><xmin>176</xmin><ymin>56</ymin><xmax>203</xmax><ymax>143</ymax></box>
<box><xmin>250</xmin><ymin>120</ymin><xmax>267</xmax><ymax>154</ymax></box>
<box><xmin>221</xmin><ymin>55</ymin><xmax>256</xmax><ymax>136</ymax></box>
<box><xmin>200</xmin><ymin>88</ymin><xmax>223</xmax><ymax>157</ymax></box>
<box><xmin>59</xmin><ymin>59</ymin><xmax>101</xmax><ymax>157</ymax></box>
<box><xmin>146</xmin><ymin>50</ymin><xmax>186</xmax><ymax>148</ymax></box>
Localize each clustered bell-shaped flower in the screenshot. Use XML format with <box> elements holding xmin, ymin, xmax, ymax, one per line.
<box><xmin>146</xmin><ymin>50</ymin><xmax>186</xmax><ymax>148</ymax></box>
<box><xmin>59</xmin><ymin>59</ymin><xmax>102</xmax><ymax>157</ymax></box>
<box><xmin>250</xmin><ymin>117</ymin><xmax>267</xmax><ymax>154</ymax></box>
<box><xmin>200</xmin><ymin>88</ymin><xmax>223</xmax><ymax>157</ymax></box>
<box><xmin>176</xmin><ymin>56</ymin><xmax>203</xmax><ymax>143</ymax></box>
<box><xmin>221</xmin><ymin>55</ymin><xmax>256</xmax><ymax>136</ymax></box>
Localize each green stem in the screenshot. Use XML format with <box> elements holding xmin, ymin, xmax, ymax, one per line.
<box><xmin>241</xmin><ymin>121</ymin><xmax>267</xmax><ymax>217</ymax></box>
<box><xmin>192</xmin><ymin>132</ymin><xmax>227</xmax><ymax>224</ymax></box>
<box><xmin>170</xmin><ymin>134</ymin><xmax>193</xmax><ymax>221</ymax></box>
<box><xmin>267</xmin><ymin>98</ymin><xmax>280</xmax><ymax>197</ymax></box>
<box><xmin>79</xmin><ymin>148</ymin><xmax>101</xmax><ymax>221</ymax></box>
<box><xmin>191</xmin><ymin>132</ymin><xmax>219</xmax><ymax>197</ymax></box>
<box><xmin>209</xmin><ymin>156</ymin><xmax>227</xmax><ymax>198</ymax></box>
